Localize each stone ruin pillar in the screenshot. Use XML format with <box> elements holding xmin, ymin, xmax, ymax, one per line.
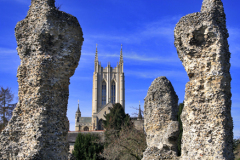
<box><xmin>0</xmin><ymin>0</ymin><xmax>83</xmax><ymax>159</ymax></box>
<box><xmin>174</xmin><ymin>0</ymin><xmax>233</xmax><ymax>159</ymax></box>
<box><xmin>142</xmin><ymin>76</ymin><xmax>179</xmax><ymax>160</ymax></box>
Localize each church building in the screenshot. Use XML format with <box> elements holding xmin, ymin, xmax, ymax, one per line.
<box><xmin>75</xmin><ymin>45</ymin><xmax>125</xmax><ymax>131</ymax></box>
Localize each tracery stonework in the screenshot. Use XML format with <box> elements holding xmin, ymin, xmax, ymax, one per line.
<box><xmin>174</xmin><ymin>0</ymin><xmax>233</xmax><ymax>159</ymax></box>
<box><xmin>0</xmin><ymin>0</ymin><xmax>83</xmax><ymax>159</ymax></box>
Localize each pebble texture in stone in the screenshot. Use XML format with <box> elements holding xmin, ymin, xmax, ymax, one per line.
<box><xmin>0</xmin><ymin>0</ymin><xmax>83</xmax><ymax>159</ymax></box>
<box><xmin>142</xmin><ymin>76</ymin><xmax>179</xmax><ymax>160</ymax></box>
<box><xmin>174</xmin><ymin>0</ymin><xmax>233</xmax><ymax>159</ymax></box>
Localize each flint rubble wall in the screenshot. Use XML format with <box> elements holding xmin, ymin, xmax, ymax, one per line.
<box><xmin>0</xmin><ymin>0</ymin><xmax>83</xmax><ymax>159</ymax></box>
<box><xmin>174</xmin><ymin>0</ymin><xmax>233</xmax><ymax>159</ymax></box>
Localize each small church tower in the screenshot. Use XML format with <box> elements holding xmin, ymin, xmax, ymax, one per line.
<box><xmin>75</xmin><ymin>100</ymin><xmax>81</xmax><ymax>131</ymax></box>
<box><xmin>132</xmin><ymin>101</ymin><xmax>144</xmax><ymax>131</ymax></box>
<box><xmin>137</xmin><ymin>101</ymin><xmax>143</xmax><ymax>120</ymax></box>
<box><xmin>92</xmin><ymin>44</ymin><xmax>125</xmax><ymax>130</ymax></box>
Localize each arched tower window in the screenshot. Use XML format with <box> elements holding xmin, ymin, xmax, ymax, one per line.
<box><xmin>102</xmin><ymin>81</ymin><xmax>106</xmax><ymax>106</ymax></box>
<box><xmin>111</xmin><ymin>81</ymin><xmax>116</xmax><ymax>104</ymax></box>
<box><xmin>77</xmin><ymin>117</ymin><xmax>79</xmax><ymax>122</ymax></box>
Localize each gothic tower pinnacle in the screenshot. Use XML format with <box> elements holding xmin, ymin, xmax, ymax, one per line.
<box><xmin>95</xmin><ymin>43</ymin><xmax>98</xmax><ymax>62</ymax></box>
<box><xmin>120</xmin><ymin>44</ymin><xmax>123</xmax><ymax>63</ymax></box>
<box><xmin>94</xmin><ymin>43</ymin><xmax>99</xmax><ymax>72</ymax></box>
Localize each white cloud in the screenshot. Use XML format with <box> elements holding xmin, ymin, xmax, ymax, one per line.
<box><xmin>87</xmin><ymin>16</ymin><xmax>180</xmax><ymax>44</ymax></box>
<box><xmin>124</xmin><ymin>52</ymin><xmax>179</xmax><ymax>63</ymax></box>
<box><xmin>227</xmin><ymin>27</ymin><xmax>240</xmax><ymax>67</ymax></box>
<box><xmin>0</xmin><ymin>47</ymin><xmax>20</xmax><ymax>73</ymax></box>
<box><xmin>126</xmin><ymin>70</ymin><xmax>187</xmax><ymax>79</ymax></box>
<box><xmin>228</xmin><ymin>27</ymin><xmax>240</xmax><ymax>41</ymax></box>
<box><xmin>70</xmin><ymin>75</ymin><xmax>92</xmax><ymax>81</ymax></box>
<box><xmin>0</xmin><ymin>47</ymin><xmax>17</xmax><ymax>55</ymax></box>
<box><xmin>88</xmin><ymin>34</ymin><xmax>142</xmax><ymax>44</ymax></box>
<box><xmin>126</xmin><ymin>89</ymin><xmax>146</xmax><ymax>92</ymax></box>
<box><xmin>82</xmin><ymin>50</ymin><xmax>180</xmax><ymax>64</ymax></box>
<box><xmin>141</xmin><ymin>16</ymin><xmax>181</xmax><ymax>41</ymax></box>
<box><xmin>82</xmin><ymin>52</ymin><xmax>95</xmax><ymax>56</ymax></box>
<box><xmin>232</xmin><ymin>102</ymin><xmax>240</xmax><ymax>108</ymax></box>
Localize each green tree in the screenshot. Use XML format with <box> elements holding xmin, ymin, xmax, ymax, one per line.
<box><xmin>177</xmin><ymin>102</ymin><xmax>184</xmax><ymax>156</ymax></box>
<box><xmin>73</xmin><ymin>133</ymin><xmax>104</xmax><ymax>160</ymax></box>
<box><xmin>102</xmin><ymin>103</ymin><xmax>133</xmax><ymax>143</ymax></box>
<box><xmin>0</xmin><ymin>87</ymin><xmax>15</xmax><ymax>132</ymax></box>
<box><xmin>103</xmin><ymin>103</ymin><xmax>132</xmax><ymax>131</ymax></box>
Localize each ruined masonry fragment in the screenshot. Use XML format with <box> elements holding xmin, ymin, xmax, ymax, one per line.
<box><xmin>174</xmin><ymin>0</ymin><xmax>233</xmax><ymax>159</ymax></box>
<box><xmin>142</xmin><ymin>76</ymin><xmax>179</xmax><ymax>160</ymax></box>
<box><xmin>0</xmin><ymin>0</ymin><xmax>83</xmax><ymax>159</ymax></box>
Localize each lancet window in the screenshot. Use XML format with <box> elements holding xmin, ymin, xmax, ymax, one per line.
<box><xmin>111</xmin><ymin>81</ymin><xmax>116</xmax><ymax>104</ymax></box>
<box><xmin>102</xmin><ymin>81</ymin><xmax>106</xmax><ymax>106</ymax></box>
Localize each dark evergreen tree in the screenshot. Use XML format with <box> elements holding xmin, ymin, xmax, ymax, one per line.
<box><xmin>177</xmin><ymin>102</ymin><xmax>184</xmax><ymax>156</ymax></box>
<box><xmin>0</xmin><ymin>87</ymin><xmax>15</xmax><ymax>132</ymax></box>
<box><xmin>73</xmin><ymin>133</ymin><xmax>104</xmax><ymax>160</ymax></box>
<box><xmin>102</xmin><ymin>103</ymin><xmax>132</xmax><ymax>131</ymax></box>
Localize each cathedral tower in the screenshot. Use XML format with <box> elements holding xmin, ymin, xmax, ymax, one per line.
<box><xmin>92</xmin><ymin>44</ymin><xmax>125</xmax><ymax>130</ymax></box>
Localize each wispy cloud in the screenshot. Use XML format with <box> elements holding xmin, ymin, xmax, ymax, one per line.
<box><xmin>228</xmin><ymin>27</ymin><xmax>240</xmax><ymax>41</ymax></box>
<box><xmin>0</xmin><ymin>47</ymin><xmax>20</xmax><ymax>72</ymax></box>
<box><xmin>82</xmin><ymin>51</ymin><xmax>180</xmax><ymax>64</ymax></box>
<box><xmin>141</xmin><ymin>16</ymin><xmax>181</xmax><ymax>40</ymax></box>
<box><xmin>88</xmin><ymin>34</ymin><xmax>142</xmax><ymax>44</ymax></box>
<box><xmin>71</xmin><ymin>75</ymin><xmax>92</xmax><ymax>81</ymax></box>
<box><xmin>124</xmin><ymin>52</ymin><xmax>179</xmax><ymax>63</ymax></box>
<box><xmin>0</xmin><ymin>47</ymin><xmax>17</xmax><ymax>55</ymax></box>
<box><xmin>88</xmin><ymin>16</ymin><xmax>180</xmax><ymax>44</ymax></box>
<box><xmin>126</xmin><ymin>89</ymin><xmax>146</xmax><ymax>92</ymax></box>
<box><xmin>226</xmin><ymin>27</ymin><xmax>240</xmax><ymax>67</ymax></box>
<box><xmin>126</xmin><ymin>70</ymin><xmax>188</xmax><ymax>79</ymax></box>
<box><xmin>232</xmin><ymin>103</ymin><xmax>240</xmax><ymax>109</ymax></box>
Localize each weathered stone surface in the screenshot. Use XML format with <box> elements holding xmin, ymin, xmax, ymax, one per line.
<box><xmin>142</xmin><ymin>76</ymin><xmax>179</xmax><ymax>160</ymax></box>
<box><xmin>174</xmin><ymin>0</ymin><xmax>233</xmax><ymax>159</ymax></box>
<box><xmin>0</xmin><ymin>0</ymin><xmax>83</xmax><ymax>159</ymax></box>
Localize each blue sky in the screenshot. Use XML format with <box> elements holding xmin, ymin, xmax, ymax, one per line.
<box><xmin>0</xmin><ymin>0</ymin><xmax>239</xmax><ymax>138</ymax></box>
